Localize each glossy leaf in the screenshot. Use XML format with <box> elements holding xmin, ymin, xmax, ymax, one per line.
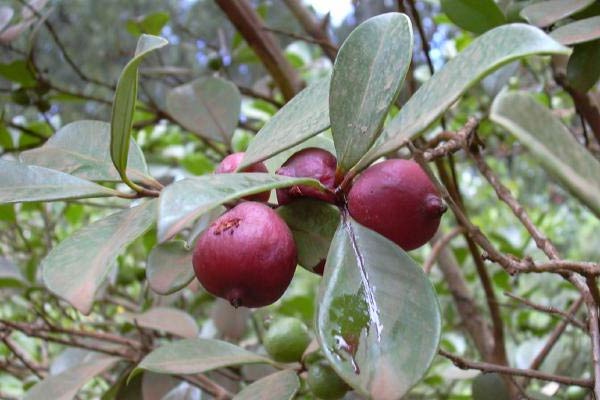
<box><xmin>354</xmin><ymin>24</ymin><xmax>570</xmax><ymax>174</ymax></box>
<box><xmin>166</xmin><ymin>77</ymin><xmax>241</xmax><ymax>144</ymax></box>
<box><xmin>120</xmin><ymin>307</ymin><xmax>199</xmax><ymax>338</ymax></box>
<box><xmin>277</xmin><ymin>199</ymin><xmax>339</xmax><ymax>273</ymax></box>
<box><xmin>566</xmin><ymin>40</ymin><xmax>600</xmax><ymax>92</ymax></box>
<box><xmin>330</xmin><ymin>13</ymin><xmax>412</xmax><ymax>172</ymax></box>
<box><xmin>550</xmin><ymin>16</ymin><xmax>600</xmax><ymax>45</ymax></box>
<box><xmin>520</xmin><ymin>0</ymin><xmax>595</xmax><ymax>27</ymax></box>
<box><xmin>441</xmin><ymin>0</ymin><xmax>506</xmax><ymax>34</ymax></box>
<box><xmin>0</xmin><ymin>160</ymin><xmax>116</xmax><ymax>203</ymax></box>
<box><xmin>317</xmin><ymin>217</ymin><xmax>441</xmax><ymax>399</ymax></box>
<box><xmin>233</xmin><ymin>370</ymin><xmax>300</xmax><ymax>400</ymax></box>
<box><xmin>126</xmin><ymin>11</ymin><xmax>170</xmax><ymax>36</ymax></box>
<box><xmin>239</xmin><ymin>76</ymin><xmax>330</xmax><ymax>169</ymax></box>
<box><xmin>24</xmin><ymin>356</ymin><xmax>120</xmax><ymax>400</ymax></box>
<box><xmin>110</xmin><ymin>34</ymin><xmax>167</xmax><ymax>181</ymax></box>
<box><xmin>490</xmin><ymin>91</ymin><xmax>600</xmax><ymax>217</ymax></box>
<box><xmin>43</xmin><ymin>200</ymin><xmax>157</xmax><ymax>314</ymax></box>
<box><xmin>141</xmin><ymin>372</ymin><xmax>181</xmax><ymax>400</ymax></box>
<box><xmin>133</xmin><ymin>338</ymin><xmax>272</xmax><ymax>376</ymax></box>
<box><xmin>21</xmin><ymin>120</ymin><xmax>149</xmax><ymax>182</ymax></box>
<box><xmin>146</xmin><ymin>241</ymin><xmax>194</xmax><ymax>295</ymax></box>
<box><xmin>157</xmin><ymin>173</ymin><xmax>323</xmax><ymax>242</ymax></box>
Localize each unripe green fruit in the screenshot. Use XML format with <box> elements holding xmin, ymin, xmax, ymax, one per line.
<box><xmin>307</xmin><ymin>362</ymin><xmax>350</xmax><ymax>399</ymax></box>
<box><xmin>263</xmin><ymin>317</ymin><xmax>311</xmax><ymax>363</ymax></box>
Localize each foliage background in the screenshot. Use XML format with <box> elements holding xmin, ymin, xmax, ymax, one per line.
<box><xmin>1</xmin><ymin>0</ymin><xmax>599</xmax><ymax>399</ymax></box>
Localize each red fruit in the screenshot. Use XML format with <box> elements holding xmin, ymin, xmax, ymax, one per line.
<box><xmin>192</xmin><ymin>202</ymin><xmax>298</xmax><ymax>308</ymax></box>
<box><xmin>216</xmin><ymin>152</ymin><xmax>270</xmax><ymax>202</ymax></box>
<box><xmin>347</xmin><ymin>159</ymin><xmax>446</xmax><ymax>251</ymax></box>
<box><xmin>276</xmin><ymin>148</ymin><xmax>337</xmax><ymax>205</ymax></box>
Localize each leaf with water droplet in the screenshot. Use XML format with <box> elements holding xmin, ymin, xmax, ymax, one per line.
<box><xmin>316</xmin><ymin>216</ymin><xmax>441</xmax><ymax>399</ymax></box>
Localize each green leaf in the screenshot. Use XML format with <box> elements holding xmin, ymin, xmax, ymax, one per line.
<box><xmin>233</xmin><ymin>370</ymin><xmax>300</xmax><ymax>400</ymax></box>
<box><xmin>0</xmin><ymin>203</ymin><xmax>15</xmax><ymax>222</ymax></box>
<box><xmin>490</xmin><ymin>91</ymin><xmax>600</xmax><ymax>218</ymax></box>
<box><xmin>0</xmin><ymin>160</ymin><xmax>116</xmax><ymax>203</ymax></box>
<box><xmin>0</xmin><ymin>257</ymin><xmax>26</xmax><ymax>288</ymax></box>
<box><xmin>180</xmin><ymin>152</ymin><xmax>214</xmax><ymax>175</ymax></box>
<box><xmin>157</xmin><ymin>173</ymin><xmax>323</xmax><ymax>242</ymax></box>
<box><xmin>110</xmin><ymin>34</ymin><xmax>167</xmax><ymax>183</ymax></box>
<box><xmin>120</xmin><ymin>307</ymin><xmax>199</xmax><ymax>338</ymax></box>
<box><xmin>24</xmin><ymin>356</ymin><xmax>120</xmax><ymax>400</ymax></box>
<box><xmin>127</xmin><ymin>11</ymin><xmax>170</xmax><ymax>37</ymax></box>
<box><xmin>147</xmin><ymin>241</ymin><xmax>194</xmax><ymax>295</ymax></box>
<box><xmin>277</xmin><ymin>199</ymin><xmax>339</xmax><ymax>273</ymax></box>
<box><xmin>21</xmin><ymin>120</ymin><xmax>150</xmax><ymax>182</ymax></box>
<box><xmin>354</xmin><ymin>23</ymin><xmax>570</xmax><ymax>174</ymax></box>
<box><xmin>166</xmin><ymin>77</ymin><xmax>241</xmax><ymax>144</ymax></box>
<box><xmin>330</xmin><ymin>13</ymin><xmax>412</xmax><ymax>172</ymax></box>
<box><xmin>566</xmin><ymin>40</ymin><xmax>600</xmax><ymax>92</ymax></box>
<box><xmin>239</xmin><ymin>76</ymin><xmax>330</xmax><ymax>169</ymax></box>
<box><xmin>43</xmin><ymin>200</ymin><xmax>157</xmax><ymax>314</ymax></box>
<box><xmin>520</xmin><ymin>0</ymin><xmax>595</xmax><ymax>27</ymax></box>
<box><xmin>550</xmin><ymin>16</ymin><xmax>600</xmax><ymax>45</ymax></box>
<box><xmin>317</xmin><ymin>217</ymin><xmax>441</xmax><ymax>399</ymax></box>
<box><xmin>0</xmin><ymin>60</ymin><xmax>37</xmax><ymax>87</ymax></box>
<box><xmin>441</xmin><ymin>0</ymin><xmax>507</xmax><ymax>34</ymax></box>
<box><xmin>133</xmin><ymin>338</ymin><xmax>272</xmax><ymax>376</ymax></box>
<box><xmin>0</xmin><ymin>6</ymin><xmax>14</xmax><ymax>32</ymax></box>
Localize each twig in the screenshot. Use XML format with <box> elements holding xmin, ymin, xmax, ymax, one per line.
<box><xmin>237</xmin><ymin>85</ymin><xmax>283</xmax><ymax>107</ymax></box>
<box><xmin>424</xmin><ymin>226</ymin><xmax>465</xmax><ymax>274</ymax></box>
<box><xmin>262</xmin><ymin>26</ymin><xmax>338</xmax><ymax>50</ymax></box>
<box><xmin>1</xmin><ymin>335</ymin><xmax>45</xmax><ymax>379</ymax></box>
<box><xmin>526</xmin><ymin>297</ymin><xmax>585</xmax><ymax>386</ymax></box>
<box><xmin>439</xmin><ymin>349</ymin><xmax>593</xmax><ymax>388</ymax></box>
<box><xmin>433</xmin><ymin>231</ymin><xmax>494</xmax><ymax>359</ymax></box>
<box><xmin>16</xmin><ymin>0</ymin><xmax>114</xmax><ymax>90</ymax></box>
<box><xmin>282</xmin><ymin>0</ymin><xmax>338</xmax><ymax>61</ymax></box>
<box><xmin>469</xmin><ymin>145</ymin><xmax>560</xmax><ymax>260</ymax></box>
<box><xmin>504</xmin><ymin>292</ymin><xmax>586</xmax><ymax>331</ymax></box>
<box><xmin>215</xmin><ymin>0</ymin><xmax>302</xmax><ymax>101</ymax></box>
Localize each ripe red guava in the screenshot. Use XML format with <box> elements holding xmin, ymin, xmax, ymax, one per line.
<box><xmin>276</xmin><ymin>147</ymin><xmax>337</xmax><ymax>205</ymax></box>
<box><xmin>215</xmin><ymin>152</ymin><xmax>270</xmax><ymax>202</ymax></box>
<box><xmin>192</xmin><ymin>202</ymin><xmax>298</xmax><ymax>308</ymax></box>
<box><xmin>347</xmin><ymin>159</ymin><xmax>446</xmax><ymax>251</ymax></box>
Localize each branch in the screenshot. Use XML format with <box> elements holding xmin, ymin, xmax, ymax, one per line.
<box><xmin>215</xmin><ymin>0</ymin><xmax>303</xmax><ymax>101</ymax></box>
<box><xmin>439</xmin><ymin>349</ymin><xmax>593</xmax><ymax>388</ymax></box>
<box><xmin>282</xmin><ymin>0</ymin><xmax>338</xmax><ymax>61</ymax></box>
<box><xmin>424</xmin><ymin>226</ymin><xmax>465</xmax><ymax>274</ymax></box>
<box><xmin>468</xmin><ymin>143</ymin><xmax>560</xmax><ymax>260</ymax></box>
<box><xmin>16</xmin><ymin>0</ymin><xmax>114</xmax><ymax>90</ymax></box>
<box><xmin>555</xmin><ymin>73</ymin><xmax>600</xmax><ymax>145</ymax></box>
<box><xmin>504</xmin><ymin>292</ymin><xmax>586</xmax><ymax>331</ymax></box>
<box><xmin>432</xmin><ymin>231</ymin><xmax>495</xmax><ymax>359</ymax></box>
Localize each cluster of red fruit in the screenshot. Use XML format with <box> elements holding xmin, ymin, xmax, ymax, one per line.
<box><xmin>192</xmin><ymin>148</ymin><xmax>446</xmax><ymax>308</ymax></box>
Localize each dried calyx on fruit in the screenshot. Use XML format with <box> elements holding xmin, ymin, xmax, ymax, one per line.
<box><xmin>215</xmin><ymin>152</ymin><xmax>270</xmax><ymax>202</ymax></box>
<box><xmin>192</xmin><ymin>202</ymin><xmax>297</xmax><ymax>308</ymax></box>
<box><xmin>276</xmin><ymin>147</ymin><xmax>337</xmax><ymax>205</ymax></box>
<box><xmin>347</xmin><ymin>159</ymin><xmax>446</xmax><ymax>251</ymax></box>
